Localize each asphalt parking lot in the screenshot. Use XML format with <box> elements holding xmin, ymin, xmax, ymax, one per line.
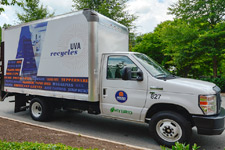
<box><xmin>0</xmin><ymin>95</ymin><xmax>224</xmax><ymax>150</ymax></box>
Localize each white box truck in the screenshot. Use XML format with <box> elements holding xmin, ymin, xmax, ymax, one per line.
<box><xmin>0</xmin><ymin>9</ymin><xmax>224</xmax><ymax>147</ymax></box>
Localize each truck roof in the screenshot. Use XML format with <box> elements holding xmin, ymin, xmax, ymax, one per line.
<box><xmin>3</xmin><ymin>11</ymin><xmax>82</xmax><ymax>31</ymax></box>
<box><xmin>102</xmin><ymin>52</ymin><xmax>139</xmax><ymax>55</ymax></box>
<box><xmin>3</xmin><ymin>9</ymin><xmax>127</xmax><ymax>33</ymax></box>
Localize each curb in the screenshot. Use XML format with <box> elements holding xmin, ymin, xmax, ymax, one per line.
<box><xmin>0</xmin><ymin>116</ymin><xmax>152</xmax><ymax>150</ymax></box>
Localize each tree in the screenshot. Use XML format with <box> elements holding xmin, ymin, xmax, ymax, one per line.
<box><xmin>0</xmin><ymin>24</ymin><xmax>11</xmax><ymax>42</ymax></box>
<box><xmin>16</xmin><ymin>0</ymin><xmax>54</xmax><ymax>23</ymax></box>
<box><xmin>132</xmin><ymin>32</ymin><xmax>167</xmax><ymax>67</ymax></box>
<box><xmin>1</xmin><ymin>0</ymin><xmax>22</xmax><ymax>42</ymax></box>
<box><xmin>0</xmin><ymin>0</ymin><xmax>23</xmax><ymax>14</ymax></box>
<box><xmin>168</xmin><ymin>0</ymin><xmax>225</xmax><ymax>25</ymax></box>
<box><xmin>132</xmin><ymin>21</ymin><xmax>172</xmax><ymax>73</ymax></box>
<box><xmin>133</xmin><ymin>20</ymin><xmax>201</xmax><ymax>77</ymax></box>
<box><xmin>194</xmin><ymin>21</ymin><xmax>225</xmax><ymax>77</ymax></box>
<box><xmin>159</xmin><ymin>20</ymin><xmax>204</xmax><ymax>77</ymax></box>
<box><xmin>72</xmin><ymin>0</ymin><xmax>136</xmax><ymax>31</ymax></box>
<box><xmin>72</xmin><ymin>0</ymin><xmax>137</xmax><ymax>50</ymax></box>
<box><xmin>168</xmin><ymin>0</ymin><xmax>225</xmax><ymax>77</ymax></box>
<box><xmin>132</xmin><ymin>19</ymin><xmax>218</xmax><ymax>78</ymax></box>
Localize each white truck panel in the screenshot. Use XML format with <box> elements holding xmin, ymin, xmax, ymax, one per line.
<box><xmin>38</xmin><ymin>14</ymin><xmax>89</xmax><ymax>77</ymax></box>
<box><xmin>4</xmin><ymin>29</ymin><xmax>21</xmax><ymax>67</ymax></box>
<box><xmin>2</xmin><ymin>10</ymin><xmax>129</xmax><ymax>102</ymax></box>
<box><xmin>3</xmin><ymin>12</ymin><xmax>89</xmax><ymax>101</ymax></box>
<box><xmin>98</xmin><ymin>14</ymin><xmax>128</xmax><ymax>56</ymax></box>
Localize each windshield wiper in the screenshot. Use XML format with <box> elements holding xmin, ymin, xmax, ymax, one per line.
<box><xmin>155</xmin><ymin>74</ymin><xmax>177</xmax><ymax>80</ymax></box>
<box><xmin>155</xmin><ymin>74</ymin><xmax>167</xmax><ymax>78</ymax></box>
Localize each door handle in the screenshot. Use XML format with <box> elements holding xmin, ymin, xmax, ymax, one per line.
<box><xmin>103</xmin><ymin>88</ymin><xmax>106</xmax><ymax>95</ymax></box>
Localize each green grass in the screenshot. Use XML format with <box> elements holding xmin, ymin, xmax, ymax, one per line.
<box><xmin>160</xmin><ymin>142</ymin><xmax>200</xmax><ymax>150</ymax></box>
<box><xmin>161</xmin><ymin>142</ymin><xmax>225</xmax><ymax>150</ymax></box>
<box><xmin>0</xmin><ymin>141</ymin><xmax>98</xmax><ymax>150</ymax></box>
<box><xmin>1</xmin><ymin>141</ymin><xmax>224</xmax><ymax>150</ymax></box>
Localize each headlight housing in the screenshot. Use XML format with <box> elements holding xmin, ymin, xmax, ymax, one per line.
<box><xmin>199</xmin><ymin>95</ymin><xmax>217</xmax><ymax>115</ymax></box>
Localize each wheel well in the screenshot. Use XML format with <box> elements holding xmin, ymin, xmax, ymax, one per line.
<box><xmin>145</xmin><ymin>103</ymin><xmax>193</xmax><ymax>125</ymax></box>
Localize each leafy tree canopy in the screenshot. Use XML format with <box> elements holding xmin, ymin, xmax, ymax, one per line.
<box><xmin>167</xmin><ymin>0</ymin><xmax>225</xmax><ymax>77</ymax></box>
<box><xmin>0</xmin><ymin>0</ymin><xmax>23</xmax><ymax>14</ymax></box>
<box><xmin>16</xmin><ymin>0</ymin><xmax>54</xmax><ymax>23</ymax></box>
<box><xmin>72</xmin><ymin>0</ymin><xmax>137</xmax><ymax>32</ymax></box>
<box><xmin>133</xmin><ymin>19</ymin><xmax>225</xmax><ymax>78</ymax></box>
<box><xmin>132</xmin><ymin>31</ymin><xmax>167</xmax><ymax>67</ymax></box>
<box><xmin>168</xmin><ymin>0</ymin><xmax>225</xmax><ymax>25</ymax></box>
<box><xmin>72</xmin><ymin>0</ymin><xmax>137</xmax><ymax>50</ymax></box>
<box><xmin>159</xmin><ymin>19</ymin><xmax>204</xmax><ymax>77</ymax></box>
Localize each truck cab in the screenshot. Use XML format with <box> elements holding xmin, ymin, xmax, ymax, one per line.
<box><xmin>100</xmin><ymin>52</ymin><xmax>225</xmax><ymax>146</ymax></box>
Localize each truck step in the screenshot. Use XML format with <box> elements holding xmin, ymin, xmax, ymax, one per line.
<box><xmin>20</xmin><ymin>106</ymin><xmax>29</xmax><ymax>111</ymax></box>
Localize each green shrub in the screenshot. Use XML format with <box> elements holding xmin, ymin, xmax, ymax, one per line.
<box><xmin>0</xmin><ymin>141</ymin><xmax>98</xmax><ymax>150</ymax></box>
<box><xmin>200</xmin><ymin>77</ymin><xmax>225</xmax><ymax>92</ymax></box>
<box><xmin>160</xmin><ymin>142</ymin><xmax>200</xmax><ymax>150</ymax></box>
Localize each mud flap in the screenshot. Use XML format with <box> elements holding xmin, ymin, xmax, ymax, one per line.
<box><xmin>15</xmin><ymin>94</ymin><xmax>27</xmax><ymax>113</ymax></box>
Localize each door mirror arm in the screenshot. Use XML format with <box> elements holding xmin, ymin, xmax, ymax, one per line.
<box><xmin>136</xmin><ymin>71</ymin><xmax>143</xmax><ymax>81</ymax></box>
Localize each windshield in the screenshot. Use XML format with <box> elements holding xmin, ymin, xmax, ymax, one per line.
<box><xmin>133</xmin><ymin>53</ymin><xmax>171</xmax><ymax>78</ymax></box>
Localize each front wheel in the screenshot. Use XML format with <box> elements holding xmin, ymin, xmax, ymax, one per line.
<box><xmin>149</xmin><ymin>111</ymin><xmax>192</xmax><ymax>147</ymax></box>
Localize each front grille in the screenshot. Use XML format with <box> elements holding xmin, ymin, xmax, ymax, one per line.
<box><xmin>213</xmin><ymin>86</ymin><xmax>222</xmax><ymax>114</ymax></box>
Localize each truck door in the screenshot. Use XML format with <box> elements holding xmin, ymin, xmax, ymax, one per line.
<box><xmin>101</xmin><ymin>54</ymin><xmax>147</xmax><ymax>121</ymax></box>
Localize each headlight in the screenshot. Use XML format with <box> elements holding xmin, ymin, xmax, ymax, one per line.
<box><xmin>199</xmin><ymin>95</ymin><xmax>217</xmax><ymax>115</ymax></box>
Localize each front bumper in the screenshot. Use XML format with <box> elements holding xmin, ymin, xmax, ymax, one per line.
<box><xmin>192</xmin><ymin>107</ymin><xmax>225</xmax><ymax>135</ymax></box>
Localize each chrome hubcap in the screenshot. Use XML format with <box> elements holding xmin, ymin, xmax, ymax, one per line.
<box><xmin>156</xmin><ymin>119</ymin><xmax>182</xmax><ymax>142</ymax></box>
<box><xmin>31</xmin><ymin>102</ymin><xmax>42</xmax><ymax>118</ymax></box>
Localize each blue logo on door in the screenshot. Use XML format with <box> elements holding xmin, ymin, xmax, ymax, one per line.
<box><xmin>115</xmin><ymin>91</ymin><xmax>128</xmax><ymax>103</ymax></box>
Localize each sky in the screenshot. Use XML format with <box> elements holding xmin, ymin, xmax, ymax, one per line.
<box><xmin>0</xmin><ymin>0</ymin><xmax>178</xmax><ymax>34</ymax></box>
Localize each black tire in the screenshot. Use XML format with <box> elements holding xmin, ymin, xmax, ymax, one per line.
<box><xmin>149</xmin><ymin>111</ymin><xmax>192</xmax><ymax>147</ymax></box>
<box><xmin>29</xmin><ymin>97</ymin><xmax>53</xmax><ymax>121</ymax></box>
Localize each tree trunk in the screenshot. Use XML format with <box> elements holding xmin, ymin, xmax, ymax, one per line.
<box><xmin>180</xmin><ymin>66</ymin><xmax>190</xmax><ymax>78</ymax></box>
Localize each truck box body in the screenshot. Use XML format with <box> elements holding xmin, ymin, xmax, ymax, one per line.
<box><xmin>1</xmin><ymin>10</ymin><xmax>128</xmax><ymax>102</ymax></box>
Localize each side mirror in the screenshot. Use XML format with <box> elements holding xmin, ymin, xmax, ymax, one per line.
<box><xmin>122</xmin><ymin>67</ymin><xmax>143</xmax><ymax>81</ymax></box>
<box><xmin>122</xmin><ymin>67</ymin><xmax>132</xmax><ymax>80</ymax></box>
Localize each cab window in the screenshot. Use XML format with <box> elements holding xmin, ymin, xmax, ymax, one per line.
<box><xmin>107</xmin><ymin>56</ymin><xmax>138</xmax><ymax>79</ymax></box>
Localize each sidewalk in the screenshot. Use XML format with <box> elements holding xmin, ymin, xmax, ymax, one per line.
<box><xmin>221</xmin><ymin>93</ymin><xmax>225</xmax><ymax>97</ymax></box>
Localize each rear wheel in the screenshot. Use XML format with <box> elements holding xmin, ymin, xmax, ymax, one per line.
<box><xmin>149</xmin><ymin>111</ymin><xmax>192</xmax><ymax>147</ymax></box>
<box><xmin>29</xmin><ymin>98</ymin><xmax>53</xmax><ymax>121</ymax></box>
